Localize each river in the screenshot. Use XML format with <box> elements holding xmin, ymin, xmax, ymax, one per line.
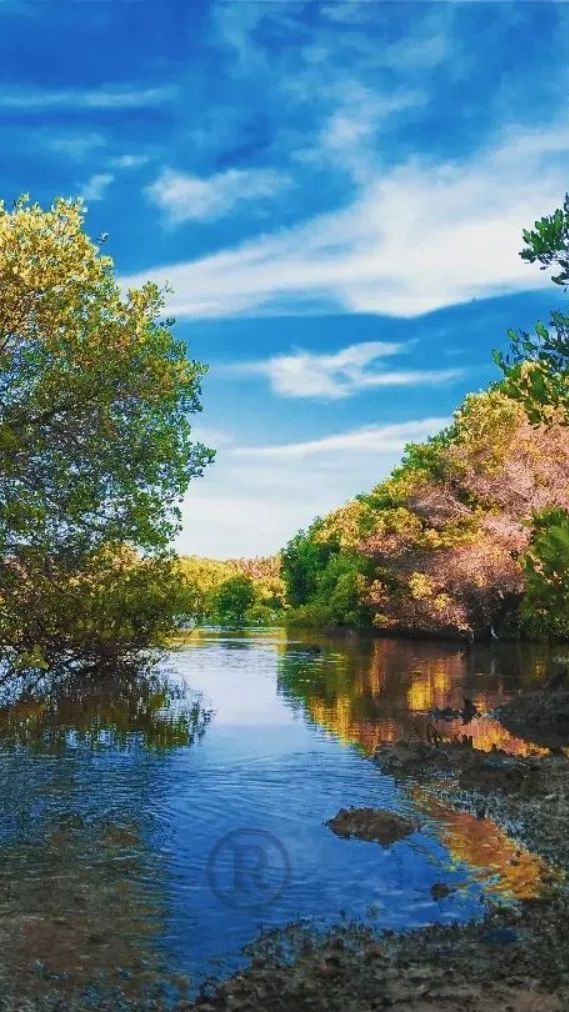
<box><xmin>0</xmin><ymin>630</ymin><xmax>558</xmax><ymax>1006</ymax></box>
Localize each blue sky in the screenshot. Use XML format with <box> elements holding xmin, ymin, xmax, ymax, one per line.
<box><xmin>3</xmin><ymin>0</ymin><xmax>569</xmax><ymax>556</ymax></box>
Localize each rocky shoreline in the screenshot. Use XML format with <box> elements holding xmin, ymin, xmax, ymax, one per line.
<box><xmin>6</xmin><ymin>689</ymin><xmax>569</xmax><ymax>1011</ymax></box>
<box><xmin>185</xmin><ymin>693</ymin><xmax>569</xmax><ymax>1011</ymax></box>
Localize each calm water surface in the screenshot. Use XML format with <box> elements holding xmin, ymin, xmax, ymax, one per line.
<box><xmin>0</xmin><ymin>630</ymin><xmax>559</xmax><ymax>1004</ymax></box>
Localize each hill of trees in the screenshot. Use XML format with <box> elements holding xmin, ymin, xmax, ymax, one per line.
<box><xmin>282</xmin><ymin>388</ymin><xmax>569</xmax><ymax>639</ymax></box>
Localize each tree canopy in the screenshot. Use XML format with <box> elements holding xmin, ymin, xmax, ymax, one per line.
<box><xmin>0</xmin><ymin>197</ymin><xmax>213</xmax><ymax>673</ymax></box>
<box><xmin>495</xmin><ymin>193</ymin><xmax>569</xmax><ymax>423</ymax></box>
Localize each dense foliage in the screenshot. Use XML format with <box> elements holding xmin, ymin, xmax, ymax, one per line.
<box><xmin>283</xmin><ymin>388</ymin><xmax>569</xmax><ymax>638</ymax></box>
<box><xmin>495</xmin><ymin>193</ymin><xmax>569</xmax><ymax>423</ymax></box>
<box><xmin>0</xmin><ymin>197</ymin><xmax>212</xmax><ymax>674</ymax></box>
<box><xmin>523</xmin><ymin>508</ymin><xmax>569</xmax><ymax>639</ymax></box>
<box><xmin>178</xmin><ymin>554</ymin><xmax>286</xmax><ymax>627</ymax></box>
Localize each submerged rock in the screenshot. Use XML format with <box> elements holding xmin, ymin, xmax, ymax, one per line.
<box><xmin>430</xmin><ymin>882</ymin><xmax>454</xmax><ymax>900</ymax></box>
<box><xmin>326</xmin><ymin>806</ymin><xmax>417</xmax><ymax>847</ymax></box>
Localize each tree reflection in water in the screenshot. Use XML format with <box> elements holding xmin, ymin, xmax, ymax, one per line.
<box><xmin>277</xmin><ymin>634</ymin><xmax>560</xmax><ymax>903</ymax></box>
<box><xmin>0</xmin><ymin>665</ymin><xmax>213</xmax><ymax>753</ymax></box>
<box><xmin>277</xmin><ymin>636</ymin><xmax>553</xmax><ymax>757</ymax></box>
<box><xmin>0</xmin><ymin>666</ymin><xmax>212</xmax><ymax>1006</ymax></box>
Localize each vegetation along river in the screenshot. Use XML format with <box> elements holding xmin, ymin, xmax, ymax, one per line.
<box><xmin>0</xmin><ymin>631</ymin><xmax>560</xmax><ymax>1006</ymax></box>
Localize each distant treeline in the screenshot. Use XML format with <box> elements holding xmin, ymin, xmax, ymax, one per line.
<box><xmin>177</xmin><ymin>555</ymin><xmax>286</xmax><ymax>627</ymax></box>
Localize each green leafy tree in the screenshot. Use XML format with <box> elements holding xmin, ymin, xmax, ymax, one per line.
<box><xmin>523</xmin><ymin>508</ymin><xmax>569</xmax><ymax>639</ymax></box>
<box><xmin>281</xmin><ymin>526</ymin><xmax>339</xmax><ymax>607</ymax></box>
<box><xmin>0</xmin><ymin>197</ymin><xmax>213</xmax><ymax>673</ymax></box>
<box><xmin>213</xmin><ymin>575</ymin><xmax>256</xmax><ymax>627</ymax></box>
<box><xmin>177</xmin><ymin>554</ymin><xmax>285</xmax><ymax>626</ymax></box>
<box><xmin>494</xmin><ymin>194</ymin><xmax>569</xmax><ymax>423</ymax></box>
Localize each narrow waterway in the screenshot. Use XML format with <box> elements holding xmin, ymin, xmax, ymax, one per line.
<box><xmin>0</xmin><ymin>631</ymin><xmax>557</xmax><ymax>1005</ymax></box>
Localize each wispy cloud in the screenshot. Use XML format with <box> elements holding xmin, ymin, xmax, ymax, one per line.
<box><xmin>177</xmin><ymin>416</ymin><xmax>449</xmax><ymax>556</ymax></box>
<box><xmin>48</xmin><ymin>132</ymin><xmax>106</xmax><ymax>159</ymax></box>
<box><xmin>297</xmin><ymin>82</ymin><xmax>425</xmax><ymax>184</ymax></box>
<box><xmin>0</xmin><ymin>85</ymin><xmax>175</xmax><ymax>110</ymax></box>
<box><xmin>147</xmin><ymin>167</ymin><xmax>292</xmax><ymax>224</ymax></box>
<box><xmin>229</xmin><ymin>341</ymin><xmax>461</xmax><ymax>398</ymax></box>
<box><xmin>123</xmin><ymin>120</ymin><xmax>569</xmax><ymax>319</ymax></box>
<box><xmin>109</xmin><ymin>153</ymin><xmax>151</xmax><ymax>170</ymax></box>
<box><xmin>79</xmin><ymin>172</ymin><xmax>114</xmax><ymax>202</ymax></box>
<box><xmin>231</xmin><ymin>418</ymin><xmax>450</xmax><ymax>459</ymax></box>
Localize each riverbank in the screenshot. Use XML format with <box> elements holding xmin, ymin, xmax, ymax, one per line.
<box><xmin>187</xmin><ymin>698</ymin><xmax>569</xmax><ymax>1011</ymax></box>
<box><xmin>2</xmin><ymin>640</ymin><xmax>568</xmax><ymax>1011</ymax></box>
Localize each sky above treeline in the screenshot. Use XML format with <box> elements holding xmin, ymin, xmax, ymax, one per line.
<box><xmin>3</xmin><ymin>0</ymin><xmax>568</xmax><ymax>557</ymax></box>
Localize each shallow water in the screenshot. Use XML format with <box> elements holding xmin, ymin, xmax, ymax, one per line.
<box><xmin>0</xmin><ymin>630</ymin><xmax>559</xmax><ymax>1003</ymax></box>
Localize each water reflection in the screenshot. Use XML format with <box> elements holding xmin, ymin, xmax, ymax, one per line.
<box><xmin>278</xmin><ymin>636</ymin><xmax>552</xmax><ymax>756</ymax></box>
<box><xmin>0</xmin><ymin>668</ymin><xmax>213</xmax><ymax>753</ymax></box>
<box><xmin>411</xmin><ymin>787</ymin><xmax>561</xmax><ymax>901</ymax></box>
<box><xmin>0</xmin><ymin>669</ymin><xmax>211</xmax><ymax>1005</ymax></box>
<box><xmin>276</xmin><ymin>635</ymin><xmax>561</xmax><ymax>903</ymax></box>
<box><xmin>0</xmin><ymin>632</ymin><xmax>560</xmax><ymax>1005</ymax></box>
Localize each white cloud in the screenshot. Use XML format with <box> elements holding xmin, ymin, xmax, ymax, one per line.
<box><xmin>298</xmin><ymin>83</ymin><xmax>426</xmax><ymax>183</ymax></box>
<box><xmin>110</xmin><ymin>154</ymin><xmax>151</xmax><ymax>170</ymax></box>
<box><xmin>230</xmin><ymin>418</ymin><xmax>450</xmax><ymax>459</ymax></box>
<box><xmin>229</xmin><ymin>341</ymin><xmax>461</xmax><ymax>398</ymax></box>
<box><xmin>383</xmin><ymin>30</ymin><xmax>452</xmax><ymax>73</ymax></box>
<box><xmin>122</xmin><ymin>120</ymin><xmax>569</xmax><ymax>319</ymax></box>
<box><xmin>147</xmin><ymin>167</ymin><xmax>292</xmax><ymax>224</ymax></box>
<box><xmin>0</xmin><ymin>86</ymin><xmax>175</xmax><ymax>109</ymax></box>
<box><xmin>79</xmin><ymin>173</ymin><xmax>114</xmax><ymax>202</ymax></box>
<box><xmin>176</xmin><ymin>416</ymin><xmax>449</xmax><ymax>557</ymax></box>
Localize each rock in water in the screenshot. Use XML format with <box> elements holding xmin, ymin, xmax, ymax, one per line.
<box><xmin>430</xmin><ymin>882</ymin><xmax>453</xmax><ymax>900</ymax></box>
<box><xmin>326</xmin><ymin>807</ymin><xmax>417</xmax><ymax>847</ymax></box>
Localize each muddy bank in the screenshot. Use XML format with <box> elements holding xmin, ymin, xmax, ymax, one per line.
<box><xmin>496</xmin><ymin>688</ymin><xmax>569</xmax><ymax>749</ymax></box>
<box><xmin>375</xmin><ymin>738</ymin><xmax>569</xmax><ymax>871</ymax></box>
<box><xmin>187</xmin><ymin>897</ymin><xmax>569</xmax><ymax>1011</ymax></box>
